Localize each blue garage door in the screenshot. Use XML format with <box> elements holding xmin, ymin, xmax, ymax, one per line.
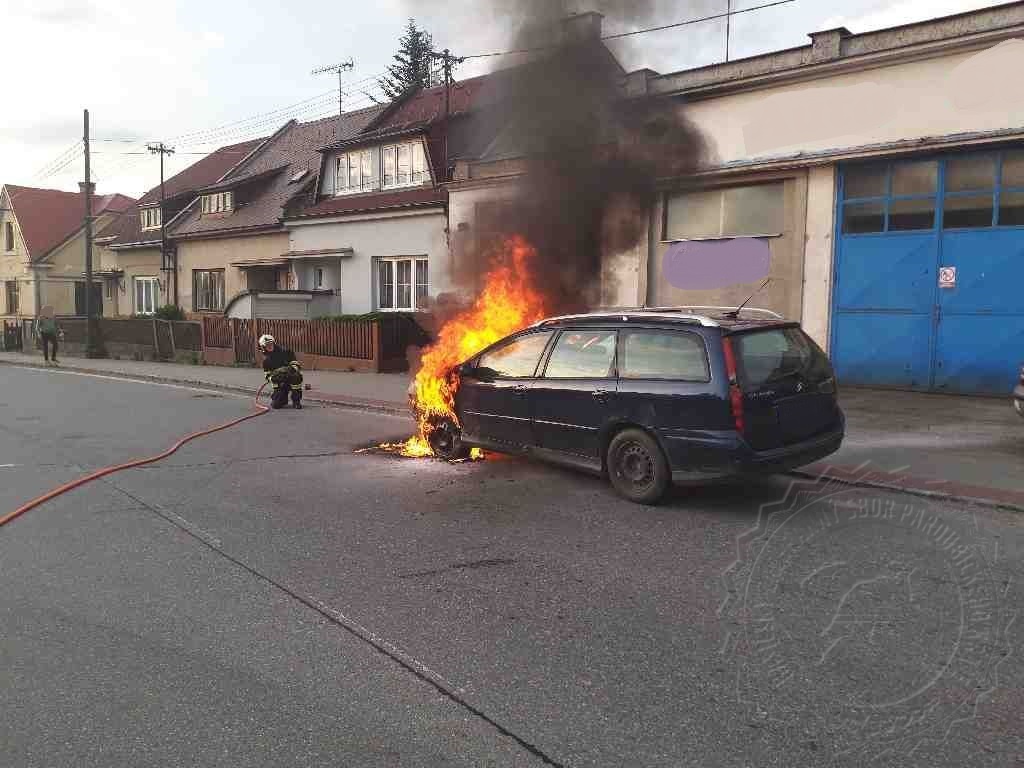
<box><xmin>833</xmin><ymin>150</ymin><xmax>1024</xmax><ymax>394</ymax></box>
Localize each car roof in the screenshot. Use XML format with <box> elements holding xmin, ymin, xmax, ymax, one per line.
<box><xmin>531</xmin><ymin>307</ymin><xmax>794</xmax><ymax>331</ymax></box>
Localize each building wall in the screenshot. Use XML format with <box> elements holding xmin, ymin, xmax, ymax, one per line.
<box><xmin>175</xmin><ymin>232</ymin><xmax>288</xmax><ymax>314</ymax></box>
<box><xmin>286</xmin><ymin>209</ymin><xmax>448</xmax><ymax>316</ymax></box>
<box><xmin>0</xmin><ymin>200</ymin><xmax>31</xmax><ymax>316</ymax></box>
<box><xmin>801</xmin><ymin>166</ymin><xmax>838</xmax><ymax>350</ymax></box>
<box><xmin>37</xmin><ymin>211</ymin><xmax>119</xmax><ymax>316</ymax></box>
<box><xmin>682</xmin><ymin>39</ymin><xmax>1024</xmax><ymax>167</ymax></box>
<box><xmin>105</xmin><ymin>246</ymin><xmax>163</xmax><ymax>316</ymax></box>
<box><xmin>292</xmin><ymin>257</ymin><xmax>343</xmax><ymax>316</ymax></box>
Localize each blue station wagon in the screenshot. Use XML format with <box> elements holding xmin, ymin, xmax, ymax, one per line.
<box><xmin>429</xmin><ymin>308</ymin><xmax>845</xmax><ymax>504</ymax></box>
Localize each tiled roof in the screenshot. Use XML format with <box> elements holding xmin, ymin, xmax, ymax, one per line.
<box><xmin>171</xmin><ymin>106</ymin><xmax>384</xmax><ymax>239</ymax></box>
<box><xmin>286</xmin><ymin>186</ymin><xmax>446</xmax><ymax>220</ymax></box>
<box><xmin>100</xmin><ymin>138</ymin><xmax>265</xmax><ymax>248</ymax></box>
<box><xmin>137</xmin><ymin>138</ymin><xmax>264</xmax><ymax>206</ymax></box>
<box><xmin>4</xmin><ymin>184</ymin><xmax>136</xmax><ymax>261</ymax></box>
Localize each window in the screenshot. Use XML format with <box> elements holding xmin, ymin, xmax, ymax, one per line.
<box><xmin>999</xmin><ymin>149</ymin><xmax>1024</xmax><ymax>226</ymax></box>
<box><xmin>314</xmin><ymin>267</ymin><xmax>325</xmax><ymax>289</ymax></box>
<box><xmin>4</xmin><ymin>221</ymin><xmax>14</xmax><ymax>252</ymax></box>
<box><xmin>477</xmin><ymin>332</ymin><xmax>553</xmax><ymax>379</ymax></box>
<box><xmin>5</xmin><ymin>280</ymin><xmax>18</xmax><ymax>314</ymax></box>
<box><xmin>377</xmin><ymin>257</ymin><xmax>428</xmax><ymax>311</ymax></box>
<box><xmin>201</xmin><ymin>191</ymin><xmax>233</xmax><ymax>215</ymax></box>
<box><xmin>193</xmin><ymin>269</ymin><xmax>225</xmax><ymax>312</ymax></box>
<box><xmin>335</xmin><ymin>149</ymin><xmax>376</xmax><ymax>194</ymax></box>
<box><xmin>140</xmin><ymin>206</ymin><xmax>162</xmax><ymax>231</ymax></box>
<box><xmin>134</xmin><ymin>276</ymin><xmax>158</xmax><ymax>315</ymax></box>
<box><xmin>105</xmin><ymin>279</ymin><xmax>115</xmax><ymax>300</ymax></box>
<box><xmin>620</xmin><ymin>330</ymin><xmax>710</xmax><ymax>381</ymax></box>
<box><xmin>733</xmin><ymin>328</ymin><xmax>830</xmax><ymax>394</ymax></box>
<box><xmin>382</xmin><ymin>142</ymin><xmax>428</xmax><ymax>189</ymax></box>
<box><xmin>666</xmin><ymin>182</ymin><xmax>785</xmax><ymax>240</ymax></box>
<box><xmin>841</xmin><ymin>160</ymin><xmax>938</xmax><ymax>234</ymax></box>
<box><xmin>544</xmin><ymin>330</ymin><xmax>617</xmax><ymax>379</ymax></box>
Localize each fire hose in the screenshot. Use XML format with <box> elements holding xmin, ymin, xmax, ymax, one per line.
<box><xmin>0</xmin><ymin>382</ymin><xmax>270</xmax><ymax>529</ymax></box>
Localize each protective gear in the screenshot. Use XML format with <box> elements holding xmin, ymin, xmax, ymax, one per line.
<box><xmin>258</xmin><ymin>334</ymin><xmax>275</xmax><ymax>352</ymax></box>
<box><xmin>262</xmin><ymin>345</ymin><xmax>303</xmax><ymax>410</ymax></box>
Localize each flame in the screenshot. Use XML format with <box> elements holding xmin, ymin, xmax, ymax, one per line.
<box><xmin>388</xmin><ymin>235</ymin><xmax>549</xmax><ymax>459</ymax></box>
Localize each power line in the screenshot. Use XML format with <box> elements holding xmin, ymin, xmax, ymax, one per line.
<box><xmin>460</xmin><ymin>0</ymin><xmax>797</xmax><ymax>58</ymax></box>
<box><xmin>32</xmin><ymin>141</ymin><xmax>83</xmax><ymax>180</ymax></box>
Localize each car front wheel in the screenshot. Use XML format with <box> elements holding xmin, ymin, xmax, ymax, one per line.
<box><xmin>606</xmin><ymin>428</ymin><xmax>671</xmax><ymax>505</ymax></box>
<box><xmin>429</xmin><ymin>419</ymin><xmax>470</xmax><ymax>461</ymax></box>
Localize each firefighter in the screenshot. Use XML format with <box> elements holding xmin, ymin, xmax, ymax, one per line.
<box><xmin>258</xmin><ymin>334</ymin><xmax>303</xmax><ymax>410</ymax></box>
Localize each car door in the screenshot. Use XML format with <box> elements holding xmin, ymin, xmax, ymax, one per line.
<box><xmin>457</xmin><ymin>330</ymin><xmax>554</xmax><ymax>448</ymax></box>
<box><xmin>531</xmin><ymin>327</ymin><xmax>619</xmax><ymax>459</ymax></box>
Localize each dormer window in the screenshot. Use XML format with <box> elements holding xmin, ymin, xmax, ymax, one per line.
<box><xmin>140</xmin><ymin>206</ymin><xmax>162</xmax><ymax>231</ymax></box>
<box><xmin>383</xmin><ymin>142</ymin><xmax>428</xmax><ymax>189</ymax></box>
<box><xmin>335</xmin><ymin>149</ymin><xmax>376</xmax><ymax>195</ymax></box>
<box><xmin>201</xmin><ymin>191</ymin><xmax>233</xmax><ymax>215</ymax></box>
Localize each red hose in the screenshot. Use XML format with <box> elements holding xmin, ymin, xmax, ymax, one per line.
<box><xmin>0</xmin><ymin>383</ymin><xmax>270</xmax><ymax>529</ymax></box>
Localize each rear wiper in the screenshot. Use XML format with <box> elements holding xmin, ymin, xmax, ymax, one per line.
<box><xmin>725</xmin><ymin>278</ymin><xmax>772</xmax><ymax>319</ymax></box>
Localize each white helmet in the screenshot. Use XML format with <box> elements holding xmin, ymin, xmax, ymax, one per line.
<box><xmin>258</xmin><ymin>334</ymin><xmax>275</xmax><ymax>352</ymax></box>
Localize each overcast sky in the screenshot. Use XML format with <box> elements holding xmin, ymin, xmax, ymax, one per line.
<box><xmin>1</xmin><ymin>0</ymin><xmax>1008</xmax><ymax>199</ymax></box>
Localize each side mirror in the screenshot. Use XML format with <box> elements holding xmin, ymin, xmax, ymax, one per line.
<box><xmin>458</xmin><ymin>361</ymin><xmax>475</xmax><ymax>376</ymax></box>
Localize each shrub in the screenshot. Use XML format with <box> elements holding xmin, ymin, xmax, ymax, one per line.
<box><xmin>154</xmin><ymin>305</ymin><xmax>186</xmax><ymax>321</ymax></box>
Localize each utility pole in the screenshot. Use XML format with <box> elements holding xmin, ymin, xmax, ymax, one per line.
<box><xmin>311</xmin><ymin>59</ymin><xmax>355</xmax><ymax>137</ymax></box>
<box><xmin>147</xmin><ymin>142</ymin><xmax>176</xmax><ymax>305</ymax></box>
<box><xmin>428</xmin><ymin>49</ymin><xmax>464</xmax><ymax>183</ymax></box>
<box><xmin>81</xmin><ymin>108</ymin><xmax>97</xmax><ymax>357</ymax></box>
<box><xmin>725</xmin><ymin>0</ymin><xmax>732</xmax><ymax>62</ymax></box>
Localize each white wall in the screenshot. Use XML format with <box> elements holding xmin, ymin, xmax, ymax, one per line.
<box><xmin>287</xmin><ymin>209</ymin><xmax>448</xmax><ymax>316</ymax></box>
<box><xmin>801</xmin><ymin>165</ymin><xmax>837</xmax><ymax>351</ymax></box>
<box><xmin>683</xmin><ymin>39</ymin><xmax>1024</xmax><ymax>167</ymax></box>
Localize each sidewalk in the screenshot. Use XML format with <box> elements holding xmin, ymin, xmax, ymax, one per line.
<box><xmin>0</xmin><ymin>350</ymin><xmax>411</xmax><ymax>415</ymax></box>
<box><xmin>2</xmin><ymin>351</ymin><xmax>1022</xmax><ymax>510</ymax></box>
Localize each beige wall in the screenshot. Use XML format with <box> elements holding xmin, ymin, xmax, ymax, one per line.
<box><xmin>176</xmin><ymin>232</ymin><xmax>288</xmax><ymax>314</ymax></box>
<box><xmin>104</xmin><ymin>246</ymin><xmax>163</xmax><ymax>316</ymax></box>
<box><xmin>643</xmin><ymin>172</ymin><xmax>808</xmax><ymax>322</ymax></box>
<box><xmin>801</xmin><ymin>166</ymin><xmax>838</xmax><ymax>350</ymax></box>
<box><xmin>37</xmin><ymin>211</ymin><xmax>120</xmax><ymax>316</ymax></box>
<box><xmin>684</xmin><ymin>39</ymin><xmax>1024</xmax><ymax>168</ymax></box>
<box><xmin>1</xmin><ymin>189</ymin><xmax>31</xmax><ymax>315</ymax></box>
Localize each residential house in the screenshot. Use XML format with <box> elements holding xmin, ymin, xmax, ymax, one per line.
<box><xmin>448</xmin><ymin>4</ymin><xmax>1024</xmax><ymax>395</ymax></box>
<box><xmin>281</xmin><ymin>89</ymin><xmax>489</xmax><ymax>316</ymax></box>
<box><xmin>96</xmin><ymin>138</ymin><xmax>264</xmax><ymax>316</ymax></box>
<box><xmin>1</xmin><ymin>184</ymin><xmax>134</xmax><ymax>319</ymax></box>
<box><xmin>167</xmin><ymin>107</ymin><xmax>382</xmax><ymax>320</ymax></box>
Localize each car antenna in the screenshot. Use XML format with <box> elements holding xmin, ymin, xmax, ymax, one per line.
<box><xmin>725</xmin><ymin>278</ymin><xmax>772</xmax><ymax>319</ymax></box>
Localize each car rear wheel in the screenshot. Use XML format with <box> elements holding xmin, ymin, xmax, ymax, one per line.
<box><xmin>429</xmin><ymin>419</ymin><xmax>470</xmax><ymax>461</ymax></box>
<box><xmin>607</xmin><ymin>428</ymin><xmax>671</xmax><ymax>505</ymax></box>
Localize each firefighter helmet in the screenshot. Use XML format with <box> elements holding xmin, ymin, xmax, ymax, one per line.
<box><xmin>258</xmin><ymin>334</ymin><xmax>275</xmax><ymax>352</ymax></box>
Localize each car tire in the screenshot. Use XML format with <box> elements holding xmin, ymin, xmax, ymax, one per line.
<box><xmin>429</xmin><ymin>419</ymin><xmax>470</xmax><ymax>461</ymax></box>
<box><xmin>606</xmin><ymin>428</ymin><xmax>671</xmax><ymax>505</ymax></box>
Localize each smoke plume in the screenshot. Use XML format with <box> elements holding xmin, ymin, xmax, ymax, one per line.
<box><xmin>437</xmin><ymin>0</ymin><xmax>704</xmax><ymax>313</ymax></box>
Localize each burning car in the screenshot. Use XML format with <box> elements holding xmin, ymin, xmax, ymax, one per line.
<box><xmin>417</xmin><ymin>307</ymin><xmax>846</xmax><ymax>505</ymax></box>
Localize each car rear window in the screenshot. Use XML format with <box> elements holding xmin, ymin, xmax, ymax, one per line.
<box><xmin>732</xmin><ymin>327</ymin><xmax>831</xmax><ymax>392</ymax></box>
<box><xmin>620</xmin><ymin>329</ymin><xmax>710</xmax><ymax>381</ymax></box>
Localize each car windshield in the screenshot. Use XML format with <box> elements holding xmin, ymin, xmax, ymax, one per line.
<box><xmin>733</xmin><ymin>327</ymin><xmax>831</xmax><ymax>392</ymax></box>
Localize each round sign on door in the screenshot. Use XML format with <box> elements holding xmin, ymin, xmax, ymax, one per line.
<box><xmin>939</xmin><ymin>266</ymin><xmax>957</xmax><ymax>289</ymax></box>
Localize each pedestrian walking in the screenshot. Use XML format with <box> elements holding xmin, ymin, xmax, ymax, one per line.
<box><xmin>36</xmin><ymin>306</ymin><xmax>60</xmax><ymax>365</ymax></box>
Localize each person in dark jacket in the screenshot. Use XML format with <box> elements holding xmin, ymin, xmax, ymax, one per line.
<box><xmin>37</xmin><ymin>305</ymin><xmax>60</xmax><ymax>365</ymax></box>
<box><xmin>259</xmin><ymin>334</ymin><xmax>303</xmax><ymax>410</ymax></box>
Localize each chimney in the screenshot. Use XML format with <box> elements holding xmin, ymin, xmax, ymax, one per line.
<box><xmin>78</xmin><ymin>181</ymin><xmax>95</xmax><ymax>195</ymax></box>
<box><xmin>808</xmin><ymin>27</ymin><xmax>851</xmax><ymax>63</ymax></box>
<box><xmin>561</xmin><ymin>11</ymin><xmax>604</xmax><ymax>44</ymax></box>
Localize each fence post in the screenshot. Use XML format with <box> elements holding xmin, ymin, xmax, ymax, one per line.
<box><xmin>200</xmin><ymin>317</ymin><xmax>207</xmax><ymax>355</ymax></box>
<box><xmin>151</xmin><ymin>317</ymin><xmax>159</xmax><ymax>360</ymax></box>
<box><xmin>231</xmin><ymin>319</ymin><xmax>238</xmax><ymax>364</ymax></box>
<box><xmin>372</xmin><ymin>320</ymin><xmax>381</xmax><ymax>373</ymax></box>
<box><xmin>167</xmin><ymin>320</ymin><xmax>177</xmax><ymax>359</ymax></box>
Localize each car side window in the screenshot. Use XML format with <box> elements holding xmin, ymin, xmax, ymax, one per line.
<box><xmin>619</xmin><ymin>329</ymin><xmax>710</xmax><ymax>381</ymax></box>
<box><xmin>476</xmin><ymin>331</ymin><xmax>553</xmax><ymax>379</ymax></box>
<box><xmin>543</xmin><ymin>329</ymin><xmax>617</xmax><ymax>379</ymax></box>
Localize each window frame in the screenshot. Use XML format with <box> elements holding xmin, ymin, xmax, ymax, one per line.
<box><xmin>4</xmin><ymin>221</ymin><xmax>14</xmax><ymax>252</ymax></box>
<box><xmin>376</xmin><ymin>256</ymin><xmax>428</xmax><ymax>311</ymax></box>
<box><xmin>616</xmin><ymin>327</ymin><xmax>712</xmax><ymax>383</ymax></box>
<box><xmin>140</xmin><ymin>206</ymin><xmax>162</xmax><ymax>231</ymax></box>
<box><xmin>539</xmin><ymin>328</ymin><xmax>619</xmax><ymax>381</ymax></box>
<box><xmin>5</xmin><ymin>280</ymin><xmax>19</xmax><ymax>314</ymax></box>
<box><xmin>134</xmin><ymin>276</ymin><xmax>159</xmax><ymax>316</ymax></box>
<box><xmin>474</xmin><ymin>330</ymin><xmax>555</xmax><ymax>380</ymax></box>
<box><xmin>200</xmin><ymin>191</ymin><xmax>233</xmax><ymax>215</ymax></box>
<box><xmin>192</xmin><ymin>268</ymin><xmax>226</xmax><ymax>312</ymax></box>
<box><xmin>314</xmin><ymin>267</ymin><xmax>325</xmax><ymax>290</ymax></box>
<box><xmin>663</xmin><ymin>181</ymin><xmax>786</xmax><ymax>242</ymax></box>
<box><xmin>382</xmin><ymin>141</ymin><xmax>429</xmax><ymax>190</ymax></box>
<box><xmin>840</xmin><ymin>150</ymin><xmax>1024</xmax><ymax>235</ymax></box>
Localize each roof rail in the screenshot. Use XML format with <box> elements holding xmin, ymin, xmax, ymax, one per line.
<box><xmin>532</xmin><ymin>311</ymin><xmax>720</xmax><ymax>328</ymax></box>
<box><xmin>642</xmin><ymin>306</ymin><xmax>785</xmax><ymax>320</ymax></box>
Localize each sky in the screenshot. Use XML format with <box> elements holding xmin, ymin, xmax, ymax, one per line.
<box><xmin>0</xmin><ymin>0</ymin><xmax>1010</xmax><ymax>199</ymax></box>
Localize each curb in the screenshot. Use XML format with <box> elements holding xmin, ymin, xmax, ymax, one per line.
<box><xmin>0</xmin><ymin>358</ymin><xmax>410</xmax><ymax>417</ymax></box>
<box><xmin>790</xmin><ymin>464</ymin><xmax>1024</xmax><ymax>514</ymax></box>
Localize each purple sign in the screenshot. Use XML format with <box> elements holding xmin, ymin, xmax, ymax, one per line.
<box><xmin>662</xmin><ymin>238</ymin><xmax>771</xmax><ymax>291</ymax></box>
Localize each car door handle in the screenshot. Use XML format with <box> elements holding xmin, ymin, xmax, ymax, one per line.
<box><xmin>592</xmin><ymin>389</ymin><xmax>611</xmax><ymax>402</ymax></box>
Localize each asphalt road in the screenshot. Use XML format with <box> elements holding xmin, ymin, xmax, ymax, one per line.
<box><xmin>1</xmin><ymin>365</ymin><xmax>1021</xmax><ymax>767</ymax></box>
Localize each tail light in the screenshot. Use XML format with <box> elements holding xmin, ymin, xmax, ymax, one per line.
<box><xmin>722</xmin><ymin>337</ymin><xmax>745</xmax><ymax>435</ymax></box>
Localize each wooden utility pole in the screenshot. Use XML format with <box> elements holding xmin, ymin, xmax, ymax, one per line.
<box><xmin>82</xmin><ymin>108</ymin><xmax>97</xmax><ymax>357</ymax></box>
<box><xmin>725</xmin><ymin>0</ymin><xmax>732</xmax><ymax>62</ymax></box>
<box><xmin>311</xmin><ymin>59</ymin><xmax>355</xmax><ymax>137</ymax></box>
<box><xmin>428</xmin><ymin>49</ymin><xmax>465</xmax><ymax>183</ymax></box>
<box><xmin>147</xmin><ymin>142</ymin><xmax>176</xmax><ymax>305</ymax></box>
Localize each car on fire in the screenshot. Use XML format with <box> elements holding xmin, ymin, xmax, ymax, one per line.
<box><xmin>424</xmin><ymin>307</ymin><xmax>845</xmax><ymax>504</ymax></box>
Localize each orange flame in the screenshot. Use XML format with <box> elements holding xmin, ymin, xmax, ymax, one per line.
<box><xmin>393</xmin><ymin>235</ymin><xmax>549</xmax><ymax>458</ymax></box>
